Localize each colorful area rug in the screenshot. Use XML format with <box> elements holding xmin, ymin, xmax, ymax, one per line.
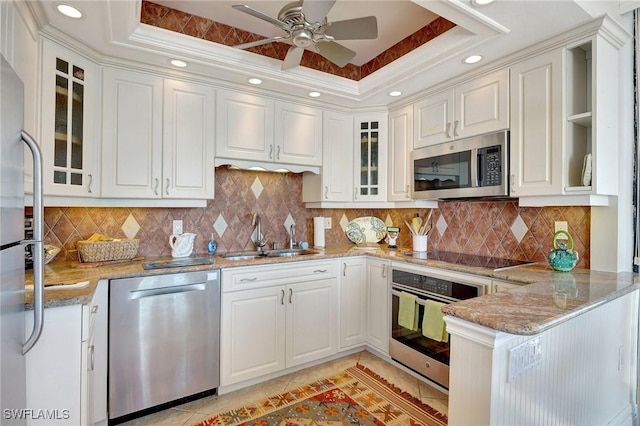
<box><xmin>193</xmin><ymin>363</ymin><xmax>447</xmax><ymax>426</ymax></box>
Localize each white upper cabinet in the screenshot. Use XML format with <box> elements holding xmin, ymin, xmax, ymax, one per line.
<box><xmin>510</xmin><ymin>49</ymin><xmax>564</xmax><ymax>197</ymax></box>
<box><xmin>162</xmin><ymin>79</ymin><xmax>215</xmax><ymax>199</ymax></box>
<box><xmin>303</xmin><ymin>110</ymin><xmax>353</xmax><ymax>203</ymax></box>
<box><xmin>40</xmin><ymin>38</ymin><xmax>97</xmax><ymax>197</ymax></box>
<box><xmin>274</xmin><ymin>101</ymin><xmax>322</xmax><ymax>166</ymax></box>
<box><xmin>512</xmin><ymin>17</ymin><xmax>629</xmax><ymax>206</ymax></box>
<box><xmin>216</xmin><ymin>90</ymin><xmax>322</xmax><ymax>169</ymax></box>
<box><xmin>354</xmin><ymin>113</ymin><xmax>388</xmax><ymax>202</ymax></box>
<box><xmin>388</xmin><ymin>106</ymin><xmax>413</xmax><ymax>201</ymax></box>
<box><xmin>101</xmin><ymin>68</ymin><xmax>215</xmax><ymax>199</ymax></box>
<box><xmin>414</xmin><ymin>69</ymin><xmax>509</xmax><ymax>148</ymax></box>
<box><xmin>215</xmin><ymin>90</ymin><xmax>274</xmax><ymax>162</ymax></box>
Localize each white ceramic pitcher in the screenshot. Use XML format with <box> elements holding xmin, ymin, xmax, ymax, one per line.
<box><xmin>169</xmin><ymin>233</ymin><xmax>196</xmax><ymax>258</ymax></box>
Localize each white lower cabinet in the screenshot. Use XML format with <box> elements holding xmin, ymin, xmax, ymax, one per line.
<box><xmin>25</xmin><ymin>281</ymin><xmax>106</xmax><ymax>425</ymax></box>
<box><xmin>366</xmin><ymin>258</ymin><xmax>389</xmax><ymax>353</ymax></box>
<box><xmin>339</xmin><ymin>257</ymin><xmax>367</xmax><ymax>348</ymax></box>
<box><xmin>220</xmin><ymin>260</ymin><xmax>338</xmax><ymax>386</ymax></box>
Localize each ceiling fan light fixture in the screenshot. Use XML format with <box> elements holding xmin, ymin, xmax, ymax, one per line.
<box><xmin>56</xmin><ymin>3</ymin><xmax>83</xmax><ymax>18</ymax></box>
<box><xmin>248</xmin><ymin>78</ymin><xmax>263</xmax><ymax>85</ymax></box>
<box><xmin>308</xmin><ymin>91</ymin><xmax>321</xmax><ymax>98</ymax></box>
<box><xmin>170</xmin><ymin>59</ymin><xmax>188</xmax><ymax>68</ymax></box>
<box><xmin>388</xmin><ymin>91</ymin><xmax>402</xmax><ymax>97</ymax></box>
<box><xmin>463</xmin><ymin>55</ymin><xmax>483</xmax><ymax>64</ymax></box>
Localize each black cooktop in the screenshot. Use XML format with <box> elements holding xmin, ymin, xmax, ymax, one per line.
<box><xmin>404</xmin><ymin>250</ymin><xmax>535</xmax><ymax>271</ymax></box>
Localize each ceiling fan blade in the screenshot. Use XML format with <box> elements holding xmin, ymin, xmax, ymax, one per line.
<box><xmin>315</xmin><ymin>41</ymin><xmax>356</xmax><ymax>68</ymax></box>
<box><xmin>234</xmin><ymin>36</ymin><xmax>288</xmax><ymax>50</ymax></box>
<box><xmin>324</xmin><ymin>16</ymin><xmax>378</xmax><ymax>40</ymax></box>
<box><xmin>282</xmin><ymin>46</ymin><xmax>304</xmax><ymax>70</ymax></box>
<box><xmin>232</xmin><ymin>5</ymin><xmax>290</xmax><ymax>32</ymax></box>
<box><xmin>301</xmin><ymin>0</ymin><xmax>336</xmax><ymax>24</ymax></box>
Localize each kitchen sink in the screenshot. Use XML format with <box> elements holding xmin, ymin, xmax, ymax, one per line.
<box><xmin>219</xmin><ymin>248</ymin><xmax>319</xmax><ymax>261</ymax></box>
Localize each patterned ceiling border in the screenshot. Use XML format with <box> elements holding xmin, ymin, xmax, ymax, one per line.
<box><xmin>140</xmin><ymin>1</ymin><xmax>455</xmax><ymax>81</ymax></box>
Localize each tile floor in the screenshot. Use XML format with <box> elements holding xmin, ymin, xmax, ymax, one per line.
<box><xmin>120</xmin><ymin>350</ymin><xmax>449</xmax><ymax>426</ymax></box>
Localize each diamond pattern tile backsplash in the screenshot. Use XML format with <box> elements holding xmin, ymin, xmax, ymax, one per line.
<box><xmin>41</xmin><ymin>168</ymin><xmax>590</xmax><ymax>268</ymax></box>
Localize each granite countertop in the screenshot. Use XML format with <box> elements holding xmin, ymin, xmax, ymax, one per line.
<box><xmin>26</xmin><ymin>245</ymin><xmax>640</xmax><ymax>336</ymax></box>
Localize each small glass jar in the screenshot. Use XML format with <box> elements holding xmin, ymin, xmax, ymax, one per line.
<box><xmin>207</xmin><ymin>234</ymin><xmax>217</xmax><ymax>255</ymax></box>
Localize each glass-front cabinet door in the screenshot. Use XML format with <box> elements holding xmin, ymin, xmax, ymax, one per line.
<box><xmin>41</xmin><ymin>38</ymin><xmax>96</xmax><ymax>197</ymax></box>
<box><xmin>354</xmin><ymin>114</ymin><xmax>387</xmax><ymax>202</ymax></box>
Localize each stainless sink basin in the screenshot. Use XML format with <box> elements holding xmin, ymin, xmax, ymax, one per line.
<box><xmin>219</xmin><ymin>248</ymin><xmax>319</xmax><ymax>261</ymax></box>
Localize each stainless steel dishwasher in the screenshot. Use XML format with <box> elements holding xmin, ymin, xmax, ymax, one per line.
<box><xmin>108</xmin><ymin>270</ymin><xmax>220</xmax><ymax>423</ymax></box>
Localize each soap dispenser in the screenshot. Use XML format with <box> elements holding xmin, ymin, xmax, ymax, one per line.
<box><xmin>207</xmin><ymin>234</ymin><xmax>217</xmax><ymax>255</ymax></box>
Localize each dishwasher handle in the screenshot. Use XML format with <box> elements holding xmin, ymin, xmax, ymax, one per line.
<box><xmin>129</xmin><ymin>283</ymin><xmax>207</xmax><ymax>300</ymax></box>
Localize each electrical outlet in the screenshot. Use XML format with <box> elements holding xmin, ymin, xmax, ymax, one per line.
<box><xmin>172</xmin><ymin>220</ymin><xmax>183</xmax><ymax>235</ymax></box>
<box><xmin>324</xmin><ymin>217</ymin><xmax>332</xmax><ymax>229</ymax></box>
<box><xmin>554</xmin><ymin>221</ymin><xmax>568</xmax><ymax>236</ymax></box>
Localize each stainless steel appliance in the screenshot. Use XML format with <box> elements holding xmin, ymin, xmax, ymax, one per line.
<box><xmin>108</xmin><ymin>270</ymin><xmax>221</xmax><ymax>423</ymax></box>
<box><xmin>411</xmin><ymin>130</ymin><xmax>509</xmax><ymax>200</ymax></box>
<box><xmin>1</xmin><ymin>55</ymin><xmax>45</xmax><ymax>425</ymax></box>
<box><xmin>389</xmin><ymin>264</ymin><xmax>488</xmax><ymax>389</ymax></box>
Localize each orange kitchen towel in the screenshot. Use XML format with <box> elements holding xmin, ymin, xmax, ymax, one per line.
<box><xmin>398</xmin><ymin>292</ymin><xmax>419</xmax><ymax>331</ymax></box>
<box><xmin>422</xmin><ymin>299</ymin><xmax>448</xmax><ymax>342</ymax></box>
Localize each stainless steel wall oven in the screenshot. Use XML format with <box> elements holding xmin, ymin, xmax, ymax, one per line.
<box><xmin>389</xmin><ymin>265</ymin><xmax>488</xmax><ymax>389</ymax></box>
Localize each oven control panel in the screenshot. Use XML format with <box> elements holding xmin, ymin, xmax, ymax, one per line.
<box><xmin>391</xmin><ymin>269</ymin><xmax>481</xmax><ymax>300</ymax></box>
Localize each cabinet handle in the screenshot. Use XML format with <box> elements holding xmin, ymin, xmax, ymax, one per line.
<box><xmin>289</xmin><ymin>288</ymin><xmax>293</xmax><ymax>304</ymax></box>
<box><xmin>324</xmin><ymin>186</ymin><xmax>329</xmax><ymax>200</ymax></box>
<box><xmin>313</xmin><ymin>269</ymin><xmax>327</xmax><ymax>273</ymax></box>
<box><xmin>240</xmin><ymin>277</ymin><xmax>258</xmax><ymax>282</ymax></box>
<box><xmin>153</xmin><ymin>178</ymin><xmax>159</xmax><ymax>196</ymax></box>
<box><xmin>87</xmin><ymin>174</ymin><xmax>92</xmax><ymax>194</ymax></box>
<box><xmin>445</xmin><ymin>122</ymin><xmax>452</xmax><ymax>139</ymax></box>
<box><xmin>165</xmin><ymin>178</ymin><xmax>170</xmax><ymax>196</ymax></box>
<box><xmin>269</xmin><ymin>145</ymin><xmax>273</xmax><ymax>159</ymax></box>
<box><xmin>405</xmin><ymin>184</ymin><xmax>410</xmax><ymax>198</ymax></box>
<box><xmin>453</xmin><ymin>120</ymin><xmax>459</xmax><ymax>137</ymax></box>
<box><xmin>89</xmin><ymin>345</ymin><xmax>95</xmax><ymax>371</ymax></box>
<box><xmin>354</xmin><ymin>187</ymin><xmax>358</xmax><ymax>200</ymax></box>
<box><xmin>91</xmin><ymin>305</ymin><xmax>98</xmax><ymax>314</ymax></box>
<box><xmin>382</xmin><ymin>264</ymin><xmax>387</xmax><ymax>279</ymax></box>
<box><xmin>276</xmin><ymin>145</ymin><xmax>281</xmax><ymax>160</ymax></box>
<box><xmin>343</xmin><ymin>263</ymin><xmax>347</xmax><ymax>276</ymax></box>
<box><xmin>281</xmin><ymin>289</ymin><xmax>285</xmax><ymax>305</ymax></box>
<box><xmin>510</xmin><ymin>174</ymin><xmax>516</xmax><ymax>194</ymax></box>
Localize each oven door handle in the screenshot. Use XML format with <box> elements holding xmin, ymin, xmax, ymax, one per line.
<box><xmin>390</xmin><ymin>288</ymin><xmax>452</xmax><ymax>305</ymax></box>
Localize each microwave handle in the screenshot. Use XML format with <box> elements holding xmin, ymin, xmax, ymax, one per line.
<box><xmin>471</xmin><ymin>149</ymin><xmax>479</xmax><ymax>187</ymax></box>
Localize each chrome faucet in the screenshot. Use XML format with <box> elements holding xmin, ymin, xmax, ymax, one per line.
<box><xmin>251</xmin><ymin>213</ymin><xmax>267</xmax><ymax>252</ymax></box>
<box><xmin>289</xmin><ymin>224</ymin><xmax>296</xmax><ymax>249</ymax></box>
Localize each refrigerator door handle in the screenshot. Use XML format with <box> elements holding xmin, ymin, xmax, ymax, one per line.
<box><xmin>21</xmin><ymin>130</ymin><xmax>44</xmax><ymax>355</ymax></box>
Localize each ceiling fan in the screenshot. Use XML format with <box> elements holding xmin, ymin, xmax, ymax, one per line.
<box><xmin>232</xmin><ymin>0</ymin><xmax>378</xmax><ymax>70</ymax></box>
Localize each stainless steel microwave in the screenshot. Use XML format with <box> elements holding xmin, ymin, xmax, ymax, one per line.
<box><xmin>411</xmin><ymin>131</ymin><xmax>509</xmax><ymax>200</ymax></box>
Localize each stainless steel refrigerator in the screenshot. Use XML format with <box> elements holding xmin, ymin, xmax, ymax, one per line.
<box><xmin>0</xmin><ymin>54</ymin><xmax>45</xmax><ymax>425</ymax></box>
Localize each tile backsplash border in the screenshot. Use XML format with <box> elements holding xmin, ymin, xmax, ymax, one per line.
<box><xmin>40</xmin><ymin>168</ymin><xmax>590</xmax><ymax>268</ymax></box>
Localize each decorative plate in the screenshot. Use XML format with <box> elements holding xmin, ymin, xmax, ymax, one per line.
<box><xmin>345</xmin><ymin>217</ymin><xmax>387</xmax><ymax>244</ymax></box>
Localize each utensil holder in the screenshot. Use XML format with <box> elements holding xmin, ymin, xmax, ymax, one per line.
<box><xmin>412</xmin><ymin>235</ymin><xmax>428</xmax><ymax>252</ymax></box>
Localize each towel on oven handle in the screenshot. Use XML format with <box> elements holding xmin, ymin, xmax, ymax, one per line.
<box><xmin>398</xmin><ymin>292</ymin><xmax>419</xmax><ymax>331</ymax></box>
<box><xmin>422</xmin><ymin>299</ymin><xmax>449</xmax><ymax>342</ymax></box>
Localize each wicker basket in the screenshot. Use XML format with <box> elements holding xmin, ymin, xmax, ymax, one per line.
<box><xmin>77</xmin><ymin>239</ymin><xmax>139</xmax><ymax>263</ymax></box>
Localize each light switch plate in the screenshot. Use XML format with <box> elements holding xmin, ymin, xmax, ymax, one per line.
<box><xmin>554</xmin><ymin>221</ymin><xmax>568</xmax><ymax>236</ymax></box>
<box><xmin>324</xmin><ymin>217</ymin><xmax>332</xmax><ymax>229</ymax></box>
<box><xmin>173</xmin><ymin>220</ymin><xmax>183</xmax><ymax>235</ymax></box>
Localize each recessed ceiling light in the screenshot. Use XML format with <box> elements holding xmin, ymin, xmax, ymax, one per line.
<box><xmin>56</xmin><ymin>4</ymin><xmax>82</xmax><ymax>18</ymax></box>
<box><xmin>170</xmin><ymin>59</ymin><xmax>188</xmax><ymax>68</ymax></box>
<box><xmin>388</xmin><ymin>91</ymin><xmax>402</xmax><ymax>97</ymax></box>
<box><xmin>463</xmin><ymin>55</ymin><xmax>483</xmax><ymax>64</ymax></box>
<box><xmin>471</xmin><ymin>0</ymin><xmax>495</xmax><ymax>5</ymax></box>
<box><xmin>248</xmin><ymin>78</ymin><xmax>262</xmax><ymax>85</ymax></box>
<box><xmin>308</xmin><ymin>91</ymin><xmax>321</xmax><ymax>98</ymax></box>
